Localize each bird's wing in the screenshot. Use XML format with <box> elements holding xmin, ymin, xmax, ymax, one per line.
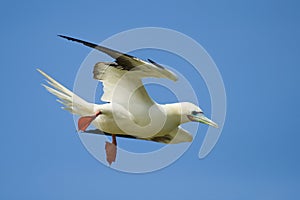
<box><xmin>58</xmin><ymin>35</ymin><xmax>178</xmax><ymax>81</ymax></box>
<box><xmin>85</xmin><ymin>127</ymin><xmax>193</xmax><ymax>144</ymax></box>
<box><xmin>92</xmin><ymin>62</ymin><xmax>154</xmax><ymax>107</ymax></box>
<box><xmin>59</xmin><ymin>35</ymin><xmax>178</xmax><ymax>117</ymax></box>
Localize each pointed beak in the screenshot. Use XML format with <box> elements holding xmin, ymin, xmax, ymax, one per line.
<box><xmin>188</xmin><ymin>113</ymin><xmax>218</xmax><ymax>128</ymax></box>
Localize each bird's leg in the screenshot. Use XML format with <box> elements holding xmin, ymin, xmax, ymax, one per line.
<box><xmin>77</xmin><ymin>111</ymin><xmax>101</xmax><ymax>132</ymax></box>
<box><xmin>105</xmin><ymin>134</ymin><xmax>117</xmax><ymax>165</ymax></box>
<box><xmin>112</xmin><ymin>134</ymin><xmax>117</xmax><ymax>146</ymax></box>
<box><xmin>78</xmin><ymin>111</ymin><xmax>117</xmax><ymax>165</ymax></box>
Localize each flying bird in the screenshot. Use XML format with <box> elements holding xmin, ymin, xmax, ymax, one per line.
<box><xmin>38</xmin><ymin>35</ymin><xmax>218</xmax><ymax>165</ymax></box>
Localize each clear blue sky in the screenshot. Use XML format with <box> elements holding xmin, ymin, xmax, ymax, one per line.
<box><xmin>1</xmin><ymin>0</ymin><xmax>299</xmax><ymax>199</ymax></box>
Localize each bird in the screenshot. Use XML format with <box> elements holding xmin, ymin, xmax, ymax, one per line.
<box><xmin>38</xmin><ymin>35</ymin><xmax>218</xmax><ymax>165</ymax></box>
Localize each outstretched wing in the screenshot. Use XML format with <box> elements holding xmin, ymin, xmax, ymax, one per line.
<box><xmin>58</xmin><ymin>35</ymin><xmax>178</xmax><ymax>81</ymax></box>
<box><xmin>59</xmin><ymin>35</ymin><xmax>178</xmax><ymax>120</ymax></box>
<box><xmin>92</xmin><ymin>62</ymin><xmax>153</xmax><ymax>106</ymax></box>
<box><xmin>85</xmin><ymin>127</ymin><xmax>192</xmax><ymax>144</ymax></box>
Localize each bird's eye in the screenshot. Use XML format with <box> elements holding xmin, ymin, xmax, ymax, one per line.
<box><xmin>192</xmin><ymin>111</ymin><xmax>203</xmax><ymax>115</ymax></box>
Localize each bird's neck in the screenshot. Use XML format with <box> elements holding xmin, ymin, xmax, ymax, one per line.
<box><xmin>161</xmin><ymin>103</ymin><xmax>189</xmax><ymax>124</ymax></box>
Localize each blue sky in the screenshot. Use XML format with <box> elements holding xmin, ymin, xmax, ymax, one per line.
<box><xmin>1</xmin><ymin>0</ymin><xmax>299</xmax><ymax>199</ymax></box>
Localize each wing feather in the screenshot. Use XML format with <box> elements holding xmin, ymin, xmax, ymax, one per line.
<box><xmin>93</xmin><ymin>62</ymin><xmax>154</xmax><ymax>106</ymax></box>
<box><xmin>58</xmin><ymin>35</ymin><xmax>178</xmax><ymax>81</ymax></box>
<box><xmin>58</xmin><ymin>35</ymin><xmax>178</xmax><ymax>121</ymax></box>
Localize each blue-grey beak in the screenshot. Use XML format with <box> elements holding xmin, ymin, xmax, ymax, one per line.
<box><xmin>188</xmin><ymin>112</ymin><xmax>218</xmax><ymax>128</ymax></box>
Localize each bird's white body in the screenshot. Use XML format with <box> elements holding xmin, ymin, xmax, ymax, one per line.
<box><xmin>39</xmin><ymin>68</ymin><xmax>195</xmax><ymax>144</ymax></box>
<box><xmin>90</xmin><ymin>102</ymin><xmax>194</xmax><ymax>143</ymax></box>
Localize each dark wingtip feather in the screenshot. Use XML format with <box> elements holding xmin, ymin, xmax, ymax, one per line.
<box><xmin>57</xmin><ymin>34</ymin><xmax>99</xmax><ymax>51</ymax></box>
<box><xmin>57</xmin><ymin>34</ymin><xmax>82</xmax><ymax>43</ymax></box>
<box><xmin>57</xmin><ymin>34</ymin><xmax>71</xmax><ymax>40</ymax></box>
<box><xmin>147</xmin><ymin>58</ymin><xmax>165</xmax><ymax>69</ymax></box>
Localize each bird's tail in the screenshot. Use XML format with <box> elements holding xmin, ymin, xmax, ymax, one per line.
<box><xmin>37</xmin><ymin>69</ymin><xmax>94</xmax><ymax>116</ymax></box>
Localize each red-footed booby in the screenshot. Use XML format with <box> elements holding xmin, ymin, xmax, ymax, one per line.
<box><xmin>38</xmin><ymin>35</ymin><xmax>218</xmax><ymax>165</ymax></box>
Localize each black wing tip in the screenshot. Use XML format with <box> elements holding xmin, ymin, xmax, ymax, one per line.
<box><xmin>57</xmin><ymin>34</ymin><xmax>68</xmax><ymax>39</ymax></box>
<box><xmin>57</xmin><ymin>34</ymin><xmax>134</xmax><ymax>62</ymax></box>
<box><xmin>147</xmin><ymin>58</ymin><xmax>154</xmax><ymax>63</ymax></box>
<box><xmin>57</xmin><ymin>34</ymin><xmax>77</xmax><ymax>41</ymax></box>
<box><xmin>57</xmin><ymin>34</ymin><xmax>99</xmax><ymax>49</ymax></box>
<box><xmin>147</xmin><ymin>58</ymin><xmax>165</xmax><ymax>69</ymax></box>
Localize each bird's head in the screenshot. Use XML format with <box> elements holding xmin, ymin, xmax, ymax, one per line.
<box><xmin>179</xmin><ymin>102</ymin><xmax>218</xmax><ymax>128</ymax></box>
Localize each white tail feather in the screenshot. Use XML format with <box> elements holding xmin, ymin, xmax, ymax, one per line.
<box><xmin>38</xmin><ymin>69</ymin><xmax>94</xmax><ymax>116</ymax></box>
